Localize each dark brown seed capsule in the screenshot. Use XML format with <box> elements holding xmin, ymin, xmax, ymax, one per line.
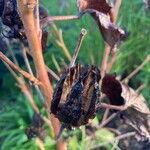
<box><xmin>51</xmin><ymin>64</ymin><xmax>101</xmax><ymax>128</ymax></box>
<box><xmin>0</xmin><ymin>0</ymin><xmax>49</xmax><ymax>46</ymax></box>
<box><xmin>26</xmin><ymin>113</ymin><xmax>45</xmax><ymax>140</ymax></box>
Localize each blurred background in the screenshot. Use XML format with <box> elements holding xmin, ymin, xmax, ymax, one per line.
<box><xmin>0</xmin><ymin>0</ymin><xmax>150</xmax><ymax>149</ymax></box>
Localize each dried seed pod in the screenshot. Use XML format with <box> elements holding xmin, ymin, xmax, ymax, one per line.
<box><xmin>0</xmin><ymin>0</ymin><xmax>49</xmax><ymax>51</ymax></box>
<box><xmin>26</xmin><ymin>113</ymin><xmax>45</xmax><ymax>140</ymax></box>
<box><xmin>51</xmin><ymin>64</ymin><xmax>101</xmax><ymax>128</ymax></box>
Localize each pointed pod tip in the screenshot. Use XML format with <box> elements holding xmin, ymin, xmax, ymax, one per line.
<box><xmin>81</xmin><ymin>28</ymin><xmax>87</xmax><ymax>36</ymax></box>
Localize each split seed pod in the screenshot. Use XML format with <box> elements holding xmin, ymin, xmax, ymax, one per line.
<box><xmin>51</xmin><ymin>64</ymin><xmax>101</xmax><ymax>128</ymax></box>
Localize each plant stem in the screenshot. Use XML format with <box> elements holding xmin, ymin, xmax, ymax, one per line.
<box><xmin>122</xmin><ymin>55</ymin><xmax>150</xmax><ymax>84</ymax></box>
<box><xmin>99</xmin><ymin>113</ymin><xmax>118</xmax><ymax>128</ymax></box>
<box><xmin>25</xmin><ymin>48</ymin><xmax>60</xmax><ymax>81</ymax></box>
<box><xmin>100</xmin><ymin>43</ymin><xmax>111</xmax><ymax>78</ymax></box>
<box><xmin>69</xmin><ymin>28</ymin><xmax>87</xmax><ymax>67</ymax></box>
<box><xmin>41</xmin><ymin>15</ymin><xmax>79</xmax><ymax>27</ymax></box>
<box><xmin>45</xmin><ymin>66</ymin><xmax>60</xmax><ymax>81</ymax></box>
<box><xmin>17</xmin><ymin>1</ymin><xmax>66</xmax><ymax>149</ymax></box>
<box><xmin>100</xmin><ymin>0</ymin><xmax>122</xmax><ymax>124</ymax></box>
<box><xmin>52</xmin><ymin>24</ymin><xmax>72</xmax><ymax>61</ymax></box>
<box><xmin>101</xmin><ymin>108</ymin><xmax>110</xmax><ymax>123</ymax></box>
<box><xmin>136</xmin><ymin>84</ymin><xmax>146</xmax><ymax>93</ymax></box>
<box><xmin>107</xmin><ymin>47</ymin><xmax>118</xmax><ymax>72</ymax></box>
<box><xmin>22</xmin><ymin>46</ymin><xmax>44</xmax><ymax>102</ymax></box>
<box><xmin>17</xmin><ymin>0</ymin><xmax>53</xmax><ymax>106</ymax></box>
<box><xmin>17</xmin><ymin>77</ymin><xmax>40</xmax><ymax>114</ymax></box>
<box><xmin>2</xmin><ymin>60</ymin><xmax>40</xmax><ymax>114</ymax></box>
<box><xmin>100</xmin><ymin>0</ymin><xmax>122</xmax><ymax>76</ymax></box>
<box><xmin>97</xmin><ymin>103</ymin><xmax>126</xmax><ymax>111</ymax></box>
<box><xmin>0</xmin><ymin>52</ymin><xmax>41</xmax><ymax>85</ymax></box>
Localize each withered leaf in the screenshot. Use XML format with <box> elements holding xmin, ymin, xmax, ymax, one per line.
<box><xmin>121</xmin><ymin>107</ymin><xmax>150</xmax><ymax>141</ymax></box>
<box><xmin>121</xmin><ymin>84</ymin><xmax>150</xmax><ymax>114</ymax></box>
<box><xmin>101</xmin><ymin>74</ymin><xmax>125</xmax><ymax>106</ymax></box>
<box><xmin>77</xmin><ymin>0</ymin><xmax>126</xmax><ymax>47</ymax></box>
<box><xmin>77</xmin><ymin>0</ymin><xmax>111</xmax><ymax>14</ymax></box>
<box><xmin>102</xmin><ymin>74</ymin><xmax>150</xmax><ymax>140</ymax></box>
<box><xmin>120</xmin><ymin>84</ymin><xmax>150</xmax><ymax>140</ymax></box>
<box><xmin>102</xmin><ymin>74</ymin><xmax>150</xmax><ymax>114</ymax></box>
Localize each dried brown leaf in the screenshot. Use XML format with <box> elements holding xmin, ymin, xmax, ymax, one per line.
<box><xmin>121</xmin><ymin>84</ymin><xmax>150</xmax><ymax>114</ymax></box>
<box><xmin>77</xmin><ymin>0</ymin><xmax>126</xmax><ymax>47</ymax></box>
<box><xmin>102</xmin><ymin>74</ymin><xmax>150</xmax><ymax>140</ymax></box>
<box><xmin>102</xmin><ymin>74</ymin><xmax>125</xmax><ymax>106</ymax></box>
<box><xmin>77</xmin><ymin>0</ymin><xmax>111</xmax><ymax>14</ymax></box>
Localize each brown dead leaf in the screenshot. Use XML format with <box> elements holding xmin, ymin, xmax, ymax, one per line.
<box><xmin>121</xmin><ymin>84</ymin><xmax>150</xmax><ymax>114</ymax></box>
<box><xmin>121</xmin><ymin>84</ymin><xmax>150</xmax><ymax>140</ymax></box>
<box><xmin>102</xmin><ymin>74</ymin><xmax>125</xmax><ymax>106</ymax></box>
<box><xmin>102</xmin><ymin>74</ymin><xmax>150</xmax><ymax>114</ymax></box>
<box><xmin>77</xmin><ymin>0</ymin><xmax>126</xmax><ymax>47</ymax></box>
<box><xmin>102</xmin><ymin>74</ymin><xmax>150</xmax><ymax>140</ymax></box>
<box><xmin>77</xmin><ymin>0</ymin><xmax>111</xmax><ymax>14</ymax></box>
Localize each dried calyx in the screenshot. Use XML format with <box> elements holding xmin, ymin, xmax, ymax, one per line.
<box><xmin>51</xmin><ymin>64</ymin><xmax>101</xmax><ymax>128</ymax></box>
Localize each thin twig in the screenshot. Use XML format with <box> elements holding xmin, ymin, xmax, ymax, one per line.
<box><xmin>100</xmin><ymin>0</ymin><xmax>122</xmax><ymax>76</ymax></box>
<box><xmin>17</xmin><ymin>1</ymin><xmax>66</xmax><ymax>149</ymax></box>
<box><xmin>0</xmin><ymin>52</ymin><xmax>42</xmax><ymax>85</ymax></box>
<box><xmin>106</xmin><ymin>127</ymin><xmax>121</xmax><ymax>135</ymax></box>
<box><xmin>2</xmin><ymin>61</ymin><xmax>19</xmax><ymax>81</ymax></box>
<box><xmin>69</xmin><ymin>28</ymin><xmax>87</xmax><ymax>67</ymax></box>
<box><xmin>17</xmin><ymin>77</ymin><xmax>40</xmax><ymax>114</ymax></box>
<box><xmin>2</xmin><ymin>47</ymin><xmax>53</xmax><ymax>133</ymax></box>
<box><xmin>41</xmin><ymin>15</ymin><xmax>79</xmax><ymax>28</ymax></box>
<box><xmin>101</xmin><ymin>108</ymin><xmax>110</xmax><ymax>123</ymax></box>
<box><xmin>3</xmin><ymin>59</ymin><xmax>40</xmax><ymax>114</ymax></box>
<box><xmin>113</xmin><ymin>0</ymin><xmax>122</xmax><ymax>22</ymax></box>
<box><xmin>107</xmin><ymin>47</ymin><xmax>118</xmax><ymax>72</ymax></box>
<box><xmin>116</xmin><ymin>132</ymin><xmax>136</xmax><ymax>140</ymax></box>
<box><xmin>99</xmin><ymin>113</ymin><xmax>118</xmax><ymax>128</ymax></box>
<box><xmin>36</xmin><ymin>138</ymin><xmax>45</xmax><ymax>150</ymax></box>
<box><xmin>52</xmin><ymin>24</ymin><xmax>72</xmax><ymax>61</ymax></box>
<box><xmin>17</xmin><ymin>0</ymin><xmax>53</xmax><ymax>107</ymax></box>
<box><xmin>106</xmin><ymin>0</ymin><xmax>122</xmax><ymax>73</ymax></box>
<box><xmin>46</xmin><ymin>66</ymin><xmax>60</xmax><ymax>81</ymax></box>
<box><xmin>7</xmin><ymin>45</ymin><xmax>19</xmax><ymax>66</ymax></box>
<box><xmin>89</xmin><ymin>131</ymin><xmax>135</xmax><ymax>150</ymax></box>
<box><xmin>22</xmin><ymin>47</ymin><xmax>34</xmax><ymax>75</ymax></box>
<box><xmin>52</xmin><ymin>54</ymin><xmax>61</xmax><ymax>72</ymax></box>
<box><xmin>97</xmin><ymin>103</ymin><xmax>126</xmax><ymax>111</ymax></box>
<box><xmin>122</xmin><ymin>55</ymin><xmax>150</xmax><ymax>84</ymax></box>
<box><xmin>25</xmin><ymin>48</ymin><xmax>60</xmax><ymax>81</ymax></box>
<box><xmin>100</xmin><ymin>43</ymin><xmax>111</xmax><ymax>78</ymax></box>
<box><xmin>136</xmin><ymin>84</ymin><xmax>146</xmax><ymax>93</ymax></box>
<box><xmin>22</xmin><ymin>46</ymin><xmax>44</xmax><ymax>102</ymax></box>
